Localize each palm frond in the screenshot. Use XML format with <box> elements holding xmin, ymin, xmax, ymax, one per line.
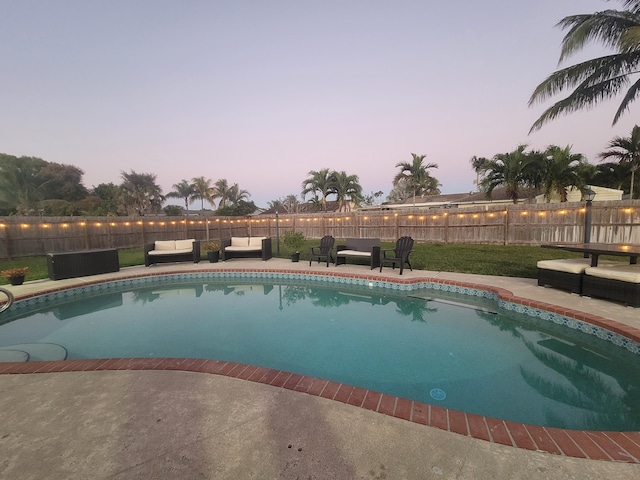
<box><xmin>557</xmin><ymin>11</ymin><xmax>639</xmax><ymax>63</ymax></box>
<box><xmin>613</xmin><ymin>77</ymin><xmax>640</xmax><ymax>123</ymax></box>
<box><xmin>530</xmin><ymin>53</ymin><xmax>640</xmax><ymax>105</ymax></box>
<box><xmin>529</xmin><ymin>72</ymin><xmax>632</xmax><ymax>132</ymax></box>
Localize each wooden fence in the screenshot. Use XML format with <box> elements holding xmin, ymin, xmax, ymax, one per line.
<box><xmin>1</xmin><ymin>201</ymin><xmax>639</xmax><ymax>259</ymax></box>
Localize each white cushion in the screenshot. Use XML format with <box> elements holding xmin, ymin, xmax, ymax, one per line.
<box><xmin>175</xmin><ymin>239</ymin><xmax>195</xmax><ymax>250</ymax></box>
<box><xmin>231</xmin><ymin>237</ymin><xmax>248</xmax><ymax>247</ymax></box>
<box><xmin>585</xmin><ymin>264</ymin><xmax>640</xmax><ymax>283</ymax></box>
<box><xmin>224</xmin><ymin>246</ymin><xmax>261</xmax><ymax>252</ymax></box>
<box><xmin>249</xmin><ymin>237</ymin><xmax>266</xmax><ymax>247</ymax></box>
<box><xmin>537</xmin><ymin>258</ymin><xmax>625</xmax><ymax>274</ymax></box>
<box><xmin>148</xmin><ymin>248</ymin><xmax>193</xmax><ymax>256</ymax></box>
<box><xmin>337</xmin><ymin>249</ymin><xmax>371</xmax><ymax>257</ymax></box>
<box><xmin>154</xmin><ymin>240</ymin><xmax>176</xmax><ymax>251</ymax></box>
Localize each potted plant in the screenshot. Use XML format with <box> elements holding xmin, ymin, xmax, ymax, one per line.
<box><xmin>203</xmin><ymin>241</ymin><xmax>221</xmax><ymax>263</ymax></box>
<box><xmin>283</xmin><ymin>230</ymin><xmax>305</xmax><ymax>262</ymax></box>
<box><xmin>2</xmin><ymin>267</ymin><xmax>28</xmax><ymax>286</ymax></box>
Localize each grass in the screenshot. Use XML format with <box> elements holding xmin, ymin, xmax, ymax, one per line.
<box><xmin>0</xmin><ymin>240</ymin><xmax>598</xmax><ymax>285</ymax></box>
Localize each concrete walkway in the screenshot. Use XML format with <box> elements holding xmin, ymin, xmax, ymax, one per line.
<box><xmin>1</xmin><ymin>259</ymin><xmax>639</xmax><ymax>479</ymax></box>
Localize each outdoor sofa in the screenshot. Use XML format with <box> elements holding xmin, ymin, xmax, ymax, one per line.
<box><xmin>222</xmin><ymin>236</ymin><xmax>272</xmax><ymax>261</ymax></box>
<box><xmin>335</xmin><ymin>238</ymin><xmax>381</xmax><ymax>269</ymax></box>
<box><xmin>144</xmin><ymin>239</ymin><xmax>201</xmax><ymax>266</ymax></box>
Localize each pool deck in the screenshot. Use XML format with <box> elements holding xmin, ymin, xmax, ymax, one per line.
<box><xmin>1</xmin><ymin>259</ymin><xmax>640</xmax><ymax>479</ymax></box>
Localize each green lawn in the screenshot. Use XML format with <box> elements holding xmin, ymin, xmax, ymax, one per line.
<box><xmin>0</xmin><ymin>241</ymin><xmax>592</xmax><ymax>285</ymax></box>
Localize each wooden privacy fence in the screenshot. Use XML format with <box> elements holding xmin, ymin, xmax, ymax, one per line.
<box><xmin>1</xmin><ymin>201</ymin><xmax>639</xmax><ymax>259</ymax></box>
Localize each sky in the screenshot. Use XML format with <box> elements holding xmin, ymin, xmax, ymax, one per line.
<box><xmin>1</xmin><ymin>0</ymin><xmax>638</xmax><ymax>208</ymax></box>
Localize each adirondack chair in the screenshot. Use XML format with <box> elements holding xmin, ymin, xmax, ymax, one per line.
<box><xmin>379</xmin><ymin>236</ymin><xmax>414</xmax><ymax>274</ymax></box>
<box><xmin>309</xmin><ymin>235</ymin><xmax>335</xmax><ymax>267</ymax></box>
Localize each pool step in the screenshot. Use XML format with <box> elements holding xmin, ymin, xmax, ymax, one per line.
<box><xmin>0</xmin><ymin>343</ymin><xmax>68</xmax><ymax>362</ymax></box>
<box><xmin>408</xmin><ymin>295</ymin><xmax>498</xmax><ymax>314</ymax></box>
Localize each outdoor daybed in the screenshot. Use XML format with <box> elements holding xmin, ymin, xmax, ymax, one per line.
<box><xmin>144</xmin><ymin>239</ymin><xmax>201</xmax><ymax>266</ymax></box>
<box><xmin>222</xmin><ymin>236</ymin><xmax>272</xmax><ymax>261</ymax></box>
<box><xmin>537</xmin><ymin>258</ymin><xmax>623</xmax><ymax>294</ymax></box>
<box><xmin>582</xmin><ymin>264</ymin><xmax>640</xmax><ymax>307</ymax></box>
<box><xmin>335</xmin><ymin>238</ymin><xmax>381</xmax><ymax>269</ymax></box>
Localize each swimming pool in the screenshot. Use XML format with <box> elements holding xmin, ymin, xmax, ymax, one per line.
<box><xmin>1</xmin><ymin>272</ymin><xmax>639</xmax><ymax>431</ymax></box>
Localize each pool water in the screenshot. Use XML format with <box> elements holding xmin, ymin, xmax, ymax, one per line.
<box><xmin>1</xmin><ymin>278</ymin><xmax>639</xmax><ymax>431</ymax></box>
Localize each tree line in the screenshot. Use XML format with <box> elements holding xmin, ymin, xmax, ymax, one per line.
<box><xmin>0</xmin><ymin>154</ymin><xmax>257</xmax><ymax>217</ymax></box>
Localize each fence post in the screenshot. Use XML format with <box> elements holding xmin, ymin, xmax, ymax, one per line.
<box><xmin>444</xmin><ymin>212</ymin><xmax>449</xmax><ymax>243</ymax></box>
<box><xmin>504</xmin><ymin>207</ymin><xmax>509</xmax><ymax>245</ymax></box>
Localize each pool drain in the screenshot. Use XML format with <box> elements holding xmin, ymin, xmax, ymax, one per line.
<box><xmin>429</xmin><ymin>388</ymin><xmax>446</xmax><ymax>401</ymax></box>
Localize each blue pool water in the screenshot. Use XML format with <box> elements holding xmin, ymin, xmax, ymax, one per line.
<box><xmin>1</xmin><ymin>276</ymin><xmax>639</xmax><ymax>431</ymax></box>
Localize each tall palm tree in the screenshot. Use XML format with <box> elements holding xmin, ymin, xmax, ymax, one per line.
<box><xmin>214</xmin><ymin>179</ymin><xmax>231</xmax><ymax>209</ymax></box>
<box><xmin>599</xmin><ymin>124</ymin><xmax>640</xmax><ymax>198</ymax></box>
<box><xmin>166</xmin><ymin>179</ymin><xmax>195</xmax><ymax>215</ymax></box>
<box><xmin>541</xmin><ymin>145</ymin><xmax>588</xmax><ymax>202</ymax></box>
<box><xmin>191</xmin><ymin>176</ymin><xmax>217</xmax><ymax>240</ymax></box>
<box><xmin>191</xmin><ymin>176</ymin><xmax>216</xmax><ymax>210</ymax></box>
<box><xmin>393</xmin><ymin>153</ymin><xmax>440</xmax><ymax>206</ymax></box>
<box><xmin>301</xmin><ymin>168</ymin><xmax>333</xmax><ymax>211</ymax></box>
<box><xmin>474</xmin><ymin>145</ymin><xmax>538</xmax><ymax>203</ymax></box>
<box><xmin>331</xmin><ymin>171</ymin><xmax>363</xmax><ymax>211</ymax></box>
<box><xmin>529</xmin><ymin>1</ymin><xmax>640</xmax><ymax>132</ymax></box>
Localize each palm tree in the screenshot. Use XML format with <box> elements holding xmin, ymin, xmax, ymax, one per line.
<box><xmin>529</xmin><ymin>2</ymin><xmax>640</xmax><ymax>131</ymax></box>
<box><xmin>120</xmin><ymin>170</ymin><xmax>164</xmax><ymax>215</ymax></box>
<box><xmin>330</xmin><ymin>171</ymin><xmax>363</xmax><ymax>211</ymax></box>
<box><xmin>541</xmin><ymin>145</ymin><xmax>588</xmax><ymax>202</ymax></box>
<box><xmin>283</xmin><ymin>194</ymin><xmax>301</xmax><ymax>213</ymax></box>
<box><xmin>393</xmin><ymin>153</ymin><xmax>440</xmax><ymax>206</ymax></box>
<box><xmin>228</xmin><ymin>183</ymin><xmax>251</xmax><ymax>205</ymax></box>
<box><xmin>599</xmin><ymin>125</ymin><xmax>640</xmax><ymax>198</ymax></box>
<box><xmin>593</xmin><ymin>161</ymin><xmax>633</xmax><ymax>190</ymax></box>
<box><xmin>214</xmin><ymin>179</ymin><xmax>231</xmax><ymax>209</ymax></box>
<box><xmin>191</xmin><ymin>176</ymin><xmax>216</xmax><ymax>210</ymax></box>
<box><xmin>301</xmin><ymin>168</ymin><xmax>334</xmax><ymax>211</ymax></box>
<box><xmin>473</xmin><ymin>145</ymin><xmax>538</xmax><ymax>203</ymax></box>
<box><xmin>191</xmin><ymin>176</ymin><xmax>217</xmax><ymax>240</ymax></box>
<box><xmin>166</xmin><ymin>179</ymin><xmax>195</xmax><ymax>215</ymax></box>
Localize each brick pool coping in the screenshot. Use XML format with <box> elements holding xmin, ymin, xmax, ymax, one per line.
<box><xmin>1</xmin><ymin>267</ymin><xmax>640</xmax><ymax>463</ymax></box>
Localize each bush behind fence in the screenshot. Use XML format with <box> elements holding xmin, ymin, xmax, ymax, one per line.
<box><xmin>1</xmin><ymin>201</ymin><xmax>639</xmax><ymax>259</ymax></box>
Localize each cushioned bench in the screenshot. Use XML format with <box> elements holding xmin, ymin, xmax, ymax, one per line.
<box><xmin>144</xmin><ymin>239</ymin><xmax>200</xmax><ymax>266</ymax></box>
<box><xmin>537</xmin><ymin>258</ymin><xmax>622</xmax><ymax>294</ymax></box>
<box><xmin>335</xmin><ymin>238</ymin><xmax>381</xmax><ymax>269</ymax></box>
<box><xmin>582</xmin><ymin>264</ymin><xmax>640</xmax><ymax>307</ymax></box>
<box><xmin>222</xmin><ymin>237</ymin><xmax>272</xmax><ymax>261</ymax></box>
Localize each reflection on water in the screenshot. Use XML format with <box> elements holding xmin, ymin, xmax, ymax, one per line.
<box><xmin>1</xmin><ymin>278</ymin><xmax>639</xmax><ymax>431</ymax></box>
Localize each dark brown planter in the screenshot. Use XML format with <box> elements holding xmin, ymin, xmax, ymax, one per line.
<box><xmin>291</xmin><ymin>252</ymin><xmax>300</xmax><ymax>262</ymax></box>
<box><xmin>207</xmin><ymin>251</ymin><xmax>220</xmax><ymax>263</ymax></box>
<box><xmin>9</xmin><ymin>275</ymin><xmax>25</xmax><ymax>286</ymax></box>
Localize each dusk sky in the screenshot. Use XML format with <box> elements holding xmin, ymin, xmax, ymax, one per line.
<box><xmin>2</xmin><ymin>0</ymin><xmax>638</xmax><ymax>208</ymax></box>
